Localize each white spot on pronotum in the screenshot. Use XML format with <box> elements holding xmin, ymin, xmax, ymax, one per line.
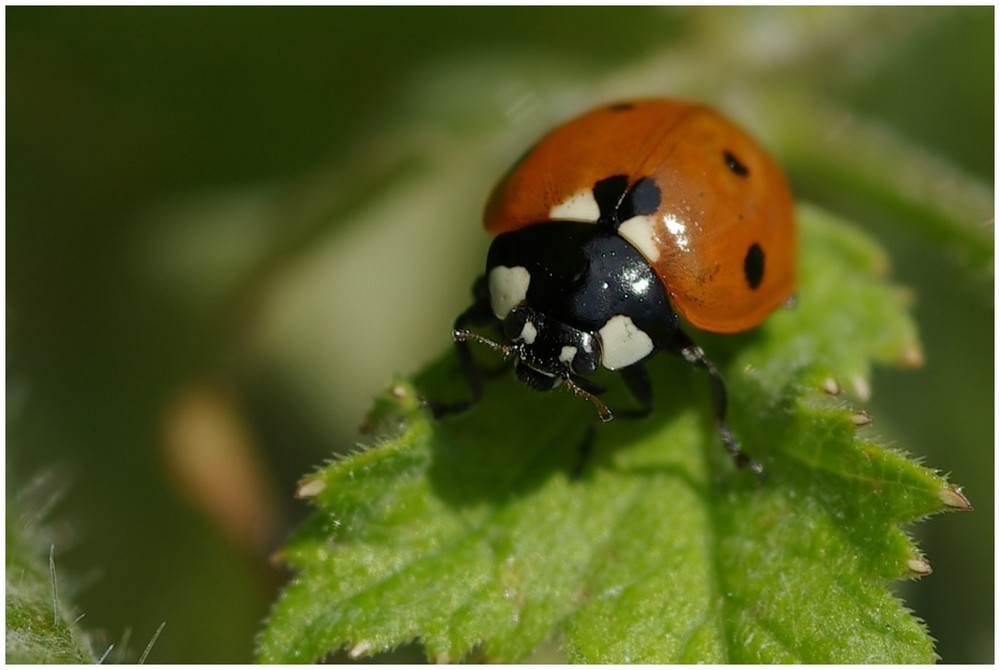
<box><xmin>559</xmin><ymin>345</ymin><xmax>578</xmax><ymax>366</ymax></box>
<box><xmin>549</xmin><ymin>188</ymin><xmax>600</xmax><ymax>222</ymax></box>
<box><xmin>488</xmin><ymin>265</ymin><xmax>531</xmax><ymax>319</ymax></box>
<box><xmin>598</xmin><ymin>315</ymin><xmax>654</xmax><ymax>370</ymax></box>
<box><xmin>618</xmin><ymin>214</ymin><xmax>661</xmax><ymax>262</ymax></box>
<box><xmin>822</xmin><ymin>377</ymin><xmax>840</xmax><ymax>395</ymax></box>
<box><xmin>519</xmin><ymin>320</ymin><xmax>538</xmax><ymax>344</ymax></box>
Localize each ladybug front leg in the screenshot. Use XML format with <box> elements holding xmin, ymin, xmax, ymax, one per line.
<box><xmin>668</xmin><ymin>331</ymin><xmax>763</xmax><ymax>476</ymax></box>
<box><xmin>431</xmin><ymin>295</ymin><xmax>497</xmax><ymax>418</ymax></box>
<box><xmin>617</xmin><ymin>364</ymin><xmax>654</xmax><ymax>419</ymax></box>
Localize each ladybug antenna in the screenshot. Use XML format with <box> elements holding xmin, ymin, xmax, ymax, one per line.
<box><xmin>563</xmin><ymin>377</ymin><xmax>614</xmax><ymax>423</ymax></box>
<box><xmin>453</xmin><ymin>328</ymin><xmax>613</xmax><ymax>423</ymax></box>
<box><xmin>453</xmin><ymin>329</ymin><xmax>513</xmax><ymax>359</ymax></box>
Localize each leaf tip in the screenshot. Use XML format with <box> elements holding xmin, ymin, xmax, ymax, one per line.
<box><xmin>433</xmin><ymin>650</ymin><xmax>454</xmax><ymax>664</ymax></box>
<box><xmin>347</xmin><ymin>641</ymin><xmax>374</xmax><ymax>660</ymax></box>
<box><xmin>897</xmin><ymin>342</ymin><xmax>925</xmax><ymax>369</ymax></box>
<box><xmin>359</xmin><ymin>380</ymin><xmax>425</xmax><ymax>436</ymax></box>
<box><xmin>937</xmin><ymin>486</ymin><xmax>973</xmax><ymax>512</ymax></box>
<box><xmin>906</xmin><ymin>556</ymin><xmax>933</xmax><ymax>578</ymax></box>
<box><xmin>296</xmin><ymin>475</ymin><xmax>326</xmax><ymax>499</ymax></box>
<box><xmin>850</xmin><ymin>410</ymin><xmax>873</xmax><ymax>428</ymax></box>
<box><xmin>389</xmin><ymin>383</ymin><xmax>412</xmax><ymax>402</ymax></box>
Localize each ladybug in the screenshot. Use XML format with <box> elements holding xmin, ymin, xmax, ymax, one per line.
<box><xmin>439</xmin><ymin>99</ymin><xmax>796</xmax><ymax>473</ymax></box>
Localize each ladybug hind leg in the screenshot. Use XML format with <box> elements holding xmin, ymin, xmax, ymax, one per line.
<box><xmin>668</xmin><ymin>330</ymin><xmax>764</xmax><ymax>477</ymax></box>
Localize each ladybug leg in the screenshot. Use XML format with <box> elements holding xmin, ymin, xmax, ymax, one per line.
<box><xmin>431</xmin><ymin>297</ymin><xmax>496</xmax><ymax>418</ymax></box>
<box><xmin>427</xmin><ymin>274</ymin><xmax>500</xmax><ymax>418</ymax></box>
<box><xmin>668</xmin><ymin>331</ymin><xmax>763</xmax><ymax>476</ymax></box>
<box><xmin>563</xmin><ymin>374</ymin><xmax>612</xmax><ymax>422</ymax></box>
<box><xmin>564</xmin><ymin>376</ymin><xmax>610</xmax><ymax>476</ymax></box>
<box><xmin>617</xmin><ymin>364</ymin><xmax>654</xmax><ymax>419</ymax></box>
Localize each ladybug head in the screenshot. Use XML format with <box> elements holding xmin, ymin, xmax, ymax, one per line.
<box><xmin>453</xmin><ymin>305</ymin><xmax>612</xmax><ymax>420</ymax></box>
<box><xmin>501</xmin><ymin>306</ymin><xmax>600</xmax><ymax>385</ymax></box>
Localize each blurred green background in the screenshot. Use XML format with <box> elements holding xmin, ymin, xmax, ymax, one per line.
<box><xmin>7</xmin><ymin>7</ymin><xmax>992</xmax><ymax>663</ymax></box>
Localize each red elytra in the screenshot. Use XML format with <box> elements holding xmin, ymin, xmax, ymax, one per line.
<box><xmin>483</xmin><ymin>99</ymin><xmax>796</xmax><ymax>334</ymax></box>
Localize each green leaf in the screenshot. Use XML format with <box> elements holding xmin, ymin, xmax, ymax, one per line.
<box><xmin>257</xmin><ymin>203</ymin><xmax>969</xmax><ymax>663</ymax></box>
<box><xmin>6</xmin><ymin>484</ymin><xmax>95</xmax><ymax>664</ymax></box>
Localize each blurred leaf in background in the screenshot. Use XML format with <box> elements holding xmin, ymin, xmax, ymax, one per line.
<box><xmin>6</xmin><ymin>6</ymin><xmax>992</xmax><ymax>663</ymax></box>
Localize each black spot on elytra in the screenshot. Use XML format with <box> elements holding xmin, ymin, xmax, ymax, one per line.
<box><xmin>744</xmin><ymin>243</ymin><xmax>765</xmax><ymax>289</ymax></box>
<box><xmin>592</xmin><ymin>175</ymin><xmax>662</xmax><ymax>229</ymax></box>
<box><xmin>593</xmin><ymin>175</ymin><xmax>630</xmax><ymax>227</ymax></box>
<box><xmin>622</xmin><ymin>177</ymin><xmax>662</xmax><ymax>219</ymax></box>
<box><xmin>724</xmin><ymin>150</ymin><xmax>749</xmax><ymax>177</ymax></box>
<box><xmin>609</xmin><ymin>102</ymin><xmax>634</xmax><ymax>111</ymax></box>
